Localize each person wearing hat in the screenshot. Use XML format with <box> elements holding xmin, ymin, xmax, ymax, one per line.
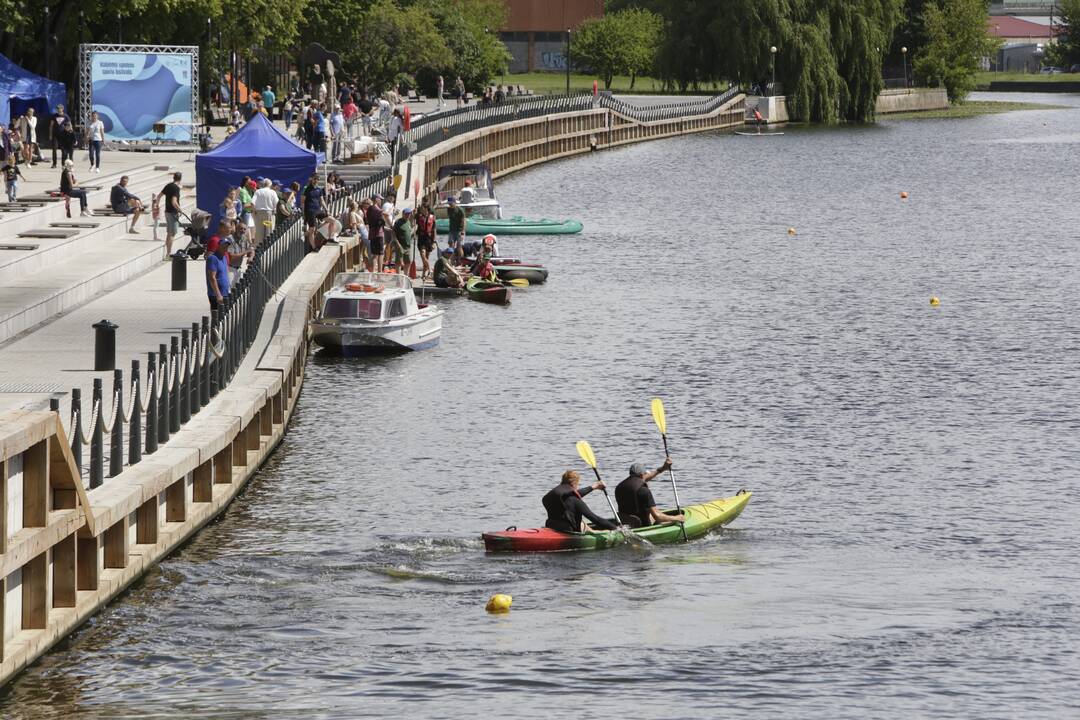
<box><xmin>614</xmin><ymin>458</ymin><xmax>682</xmax><ymax>529</ymax></box>
<box><xmin>205</xmin><ymin>235</ymin><xmax>233</xmax><ymax>310</ymax></box>
<box><xmin>432</xmin><ymin>247</ymin><xmax>462</xmax><ymax>289</ymax></box>
<box><xmin>542</xmin><ymin>470</ymin><xmax>619</xmax><ymax>534</ymax></box>
<box><xmin>446</xmin><ymin>195</ymin><xmax>465</xmax><ymax>262</ymax></box>
<box><xmin>59</xmin><ymin>160</ymin><xmax>92</xmax><ymax>217</ymax></box>
<box><xmin>392</xmin><ymin>206</ymin><xmax>414</xmax><ymax>272</ymax></box>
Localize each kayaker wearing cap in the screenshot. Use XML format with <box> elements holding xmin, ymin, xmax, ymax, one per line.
<box><xmin>446</xmin><ymin>196</ymin><xmax>465</xmax><ymax>262</ymax></box>
<box><xmin>543</xmin><ymin>470</ymin><xmax>619</xmax><ymax>534</ymax></box>
<box><xmin>615</xmin><ymin>459</ymin><xmax>683</xmax><ymax>528</ymax></box>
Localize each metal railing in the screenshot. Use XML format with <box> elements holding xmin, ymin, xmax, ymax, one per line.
<box><xmin>57</xmin><ymin>169</ymin><xmax>393</xmax><ymax>488</ymax></box>
<box><xmin>397</xmin><ymin>88</ymin><xmax>742</xmax><ymax>162</ymax></box>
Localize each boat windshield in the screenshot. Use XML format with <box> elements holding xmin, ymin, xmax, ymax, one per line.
<box><xmin>323</xmin><ymin>298</ymin><xmax>382</xmax><ymax>320</ymax></box>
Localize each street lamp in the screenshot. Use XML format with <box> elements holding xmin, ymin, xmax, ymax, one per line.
<box><xmin>769</xmin><ymin>45</ymin><xmax>777</xmax><ymax>94</ymax></box>
<box><xmin>566</xmin><ymin>29</ymin><xmax>571</xmax><ymax>95</ymax></box>
<box><xmin>901</xmin><ymin>46</ymin><xmax>908</xmax><ymax>90</ymax></box>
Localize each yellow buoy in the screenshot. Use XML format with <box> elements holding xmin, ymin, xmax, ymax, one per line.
<box><xmin>930</xmin><ymin>296</ymin><xmax>940</xmax><ymax>307</ymax></box>
<box><xmin>900</xmin><ymin>191</ymin><xmax>909</xmax><ymax>199</ymax></box>
<box><xmin>485</xmin><ymin>594</ymin><xmax>512</xmax><ymax>613</ymax></box>
<box><xmin>787</xmin><ymin>227</ymin><xmax>797</xmax><ymax>236</ymax></box>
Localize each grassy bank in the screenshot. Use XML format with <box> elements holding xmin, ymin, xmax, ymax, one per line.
<box><xmin>499</xmin><ymin>71</ymin><xmax>728</xmax><ymax>95</ymax></box>
<box><xmin>975</xmin><ymin>71</ymin><xmax>1080</xmax><ymax>85</ymax></box>
<box><xmin>885</xmin><ymin>100</ymin><xmax>1067</xmax><ymax>120</ymax></box>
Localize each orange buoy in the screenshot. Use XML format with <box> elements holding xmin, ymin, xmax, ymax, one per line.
<box><xmin>900</xmin><ymin>191</ymin><xmax>909</xmax><ymax>199</ymax></box>
<box><xmin>345</xmin><ymin>282</ymin><xmax>363</xmax><ymax>292</ymax></box>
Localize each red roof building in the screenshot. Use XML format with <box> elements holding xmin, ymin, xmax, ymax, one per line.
<box><xmin>987</xmin><ymin>16</ymin><xmax>1057</xmax><ymax>42</ymax></box>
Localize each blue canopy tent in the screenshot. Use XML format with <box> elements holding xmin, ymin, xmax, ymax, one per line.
<box><xmin>0</xmin><ymin>54</ymin><xmax>67</xmax><ymax>127</ymax></box>
<box><xmin>196</xmin><ymin>112</ymin><xmax>322</xmax><ymax>232</ymax></box>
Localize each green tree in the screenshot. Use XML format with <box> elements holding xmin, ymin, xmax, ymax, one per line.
<box><xmin>914</xmin><ymin>0</ymin><xmax>1000</xmax><ymax>102</ymax></box>
<box><xmin>1049</xmin><ymin>0</ymin><xmax>1080</xmax><ymax>68</ymax></box>
<box><xmin>571</xmin><ymin>8</ymin><xmax>663</xmax><ymax>89</ymax></box>
<box><xmin>419</xmin><ymin>0</ymin><xmax>511</xmax><ymax>93</ymax></box>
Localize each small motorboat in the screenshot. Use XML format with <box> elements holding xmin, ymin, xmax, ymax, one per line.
<box><xmin>433</xmin><ymin>163</ymin><xmax>502</xmax><ymax>221</ymax></box>
<box><xmin>491</xmin><ymin>258</ymin><xmax>548</xmax><ymax>285</ymax></box>
<box><xmin>465</xmin><ymin>276</ymin><xmax>511</xmax><ymax>305</ymax></box>
<box><xmin>310</xmin><ymin>272</ymin><xmax>444</xmax><ymax>354</ymax></box>
<box><xmin>434</xmin><ymin>216</ymin><xmax>584</xmax><ymax>236</ymax></box>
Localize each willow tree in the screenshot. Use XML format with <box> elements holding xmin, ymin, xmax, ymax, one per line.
<box><xmin>652</xmin><ymin>0</ymin><xmax>902</xmax><ymax>123</ymax></box>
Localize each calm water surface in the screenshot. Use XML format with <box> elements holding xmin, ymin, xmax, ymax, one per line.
<box><xmin>4</xmin><ymin>94</ymin><xmax>1080</xmax><ymax>718</ymax></box>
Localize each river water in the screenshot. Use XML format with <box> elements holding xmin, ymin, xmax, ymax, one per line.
<box><xmin>4</xmin><ymin>93</ymin><xmax>1080</xmax><ymax>718</ymax></box>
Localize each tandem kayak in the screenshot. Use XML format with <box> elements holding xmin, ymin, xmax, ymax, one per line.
<box><xmin>482</xmin><ymin>490</ymin><xmax>751</xmax><ymax>553</ymax></box>
<box><xmin>466</xmin><ymin>277</ymin><xmax>511</xmax><ymax>305</ymax></box>
<box><xmin>435</xmin><ymin>216</ymin><xmax>584</xmax><ymax>236</ymax></box>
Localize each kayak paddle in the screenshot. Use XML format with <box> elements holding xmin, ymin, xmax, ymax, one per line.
<box><xmin>503</xmin><ymin>278</ymin><xmax>529</xmax><ymax>287</ymax></box>
<box><xmin>575</xmin><ymin>440</ymin><xmax>622</xmax><ymax>527</ymax></box>
<box><xmin>650</xmin><ymin>398</ymin><xmax>688</xmax><ymax>542</ymax></box>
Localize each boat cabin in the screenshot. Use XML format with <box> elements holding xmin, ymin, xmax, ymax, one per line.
<box><xmin>434</xmin><ymin>163</ymin><xmax>501</xmax><ymax>220</ymax></box>
<box><xmin>321</xmin><ymin>272</ymin><xmax>421</xmax><ymax>322</ymax></box>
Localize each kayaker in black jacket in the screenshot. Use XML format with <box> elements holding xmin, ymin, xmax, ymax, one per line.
<box><xmin>615</xmin><ymin>459</ymin><xmax>684</xmax><ymax>528</ymax></box>
<box><xmin>543</xmin><ymin>470</ymin><xmax>619</xmax><ymax>533</ymax></box>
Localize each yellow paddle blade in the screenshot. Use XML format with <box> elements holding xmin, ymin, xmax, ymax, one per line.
<box><xmin>575</xmin><ymin>440</ymin><xmax>597</xmax><ymax>469</ymax></box>
<box><xmin>506</xmin><ymin>278</ymin><xmax>529</xmax><ymax>287</ymax></box>
<box><xmin>651</xmin><ymin>397</ymin><xmax>667</xmax><ymax>435</ymax></box>
<box><xmin>393</xmin><ymin>174</ymin><xmax>403</xmax><ymax>190</ymax></box>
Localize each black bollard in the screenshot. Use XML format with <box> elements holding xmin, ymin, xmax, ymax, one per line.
<box><xmin>171</xmin><ymin>252</ymin><xmax>187</xmax><ymax>291</ymax></box>
<box><xmin>145</xmin><ymin>352</ymin><xmax>158</xmax><ymax>455</ymax></box>
<box><xmin>109</xmin><ymin>369</ymin><xmax>124</xmax><ymax>478</ymax></box>
<box><xmin>90</xmin><ymin>378</ymin><xmax>104</xmax><ymax>489</ymax></box>
<box><xmin>129</xmin><ymin>360</ymin><xmax>142</xmax><ymax>465</ymax></box>
<box><xmin>92</xmin><ymin>319</ymin><xmax>118</xmax><ymax>371</ymax></box>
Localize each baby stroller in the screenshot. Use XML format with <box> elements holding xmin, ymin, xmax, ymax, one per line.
<box><xmin>180</xmin><ymin>208</ymin><xmax>213</xmax><ymax>259</ymax></box>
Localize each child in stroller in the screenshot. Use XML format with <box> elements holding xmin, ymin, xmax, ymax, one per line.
<box><xmin>180</xmin><ymin>208</ymin><xmax>213</xmax><ymax>259</ymax></box>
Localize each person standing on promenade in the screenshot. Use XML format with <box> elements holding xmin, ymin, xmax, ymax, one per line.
<box><xmin>366</xmin><ymin>193</ymin><xmax>386</xmax><ymax>272</ymax></box>
<box><xmin>49</xmin><ymin>104</ymin><xmax>67</xmax><ymax>168</ymax></box>
<box><xmin>57</xmin><ymin>117</ymin><xmax>75</xmax><ymax>167</ymax></box>
<box><xmin>415</xmin><ymin>199</ymin><xmax>436</xmax><ymax>280</ymax></box>
<box><xmin>302</xmin><ymin>174</ymin><xmax>324</xmax><ymax>230</ymax></box>
<box><xmin>158</xmin><ymin>171</ymin><xmax>183</xmax><ymax>256</ymax></box>
<box><xmin>358</xmin><ymin>94</ymin><xmax>374</xmax><ymax>136</ymax></box>
<box><xmin>86</xmin><ymin>111</ymin><xmax>105</xmax><ymax>173</ymax></box>
<box><xmin>262</xmin><ymin>85</ymin><xmax>276</xmax><ymax>116</ymax></box>
<box><xmin>18</xmin><ymin>109</ymin><xmax>37</xmax><ymax>165</ymax></box>
<box><xmin>454</xmin><ymin>76</ymin><xmax>466</xmax><ymax>108</ymax></box>
<box><xmin>252</xmin><ymin>178</ymin><xmax>278</xmax><ymax>243</ymax></box>
<box><xmin>110</xmin><ymin>175</ymin><xmax>144</xmax><ymax>233</ymax></box>
<box><xmin>446</xmin><ymin>196</ymin><xmax>465</xmax><ymax>261</ymax></box>
<box><xmin>2</xmin><ymin>154</ymin><xmax>24</xmax><ymax>202</ymax></box>
<box><xmin>543</xmin><ymin>470</ymin><xmax>618</xmax><ymax>534</ymax></box>
<box><xmin>60</xmin><ymin>160</ymin><xmax>92</xmax><ymax>216</ymax></box>
<box><xmin>205</xmin><ymin>235</ymin><xmax>232</xmax><ymax>310</ymax></box>
<box><xmin>436</xmin><ymin>75</ymin><xmax>445</xmax><ymax>111</ymax></box>
<box><xmin>392</xmin><ymin>206</ymin><xmax>414</xmax><ymax>272</ymax></box>
<box><xmin>387</xmin><ymin>108</ymin><xmax>404</xmax><ymax>165</ymax></box>
<box><xmin>330</xmin><ymin>105</ymin><xmax>345</xmax><ymax>162</ymax></box>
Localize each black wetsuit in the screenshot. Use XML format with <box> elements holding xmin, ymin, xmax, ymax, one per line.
<box><xmin>615</xmin><ymin>475</ymin><xmax>656</xmax><ymax>528</ymax></box>
<box><xmin>543</xmin><ymin>483</ymin><xmax>618</xmax><ymax>533</ymax></box>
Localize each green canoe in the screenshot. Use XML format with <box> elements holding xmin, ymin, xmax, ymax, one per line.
<box><xmin>482</xmin><ymin>491</ymin><xmax>752</xmax><ymax>552</ymax></box>
<box><xmin>435</xmin><ymin>216</ymin><xmax>584</xmax><ymax>236</ymax></box>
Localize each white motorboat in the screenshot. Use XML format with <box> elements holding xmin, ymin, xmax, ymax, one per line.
<box><xmin>433</xmin><ymin>163</ymin><xmax>502</xmax><ymax>220</ymax></box>
<box><xmin>310</xmin><ymin>272</ymin><xmax>444</xmax><ymax>354</ymax></box>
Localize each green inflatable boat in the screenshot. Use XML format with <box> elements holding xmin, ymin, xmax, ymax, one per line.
<box><xmin>435</xmin><ymin>216</ymin><xmax>584</xmax><ymax>236</ymax></box>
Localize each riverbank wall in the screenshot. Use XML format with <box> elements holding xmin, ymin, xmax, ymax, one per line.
<box><xmin>0</xmin><ymin>90</ymin><xmax>747</xmax><ymax>689</ymax></box>
<box><xmin>747</xmin><ymin>87</ymin><xmax>949</xmax><ymax>124</ymax></box>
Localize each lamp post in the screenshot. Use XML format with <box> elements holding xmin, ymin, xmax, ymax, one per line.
<box><xmin>205</xmin><ymin>18</ymin><xmax>212</xmax><ymax>119</ymax></box>
<box><xmin>769</xmin><ymin>45</ymin><xmax>777</xmax><ymax>95</ymax></box>
<box><xmin>566</xmin><ymin>29</ymin><xmax>571</xmax><ymax>95</ymax></box>
<box><xmin>901</xmin><ymin>46</ymin><xmax>908</xmax><ymax>90</ymax></box>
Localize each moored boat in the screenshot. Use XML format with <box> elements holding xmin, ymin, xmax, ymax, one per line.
<box><xmin>433</xmin><ymin>163</ymin><xmax>502</xmax><ymax>220</ymax></box>
<box><xmin>310</xmin><ymin>272</ymin><xmax>444</xmax><ymax>354</ymax></box>
<box><xmin>434</xmin><ymin>216</ymin><xmax>584</xmax><ymax>236</ymax></box>
<box><xmin>465</xmin><ymin>276</ymin><xmax>511</xmax><ymax>305</ymax></box>
<box><xmin>491</xmin><ymin>258</ymin><xmax>548</xmax><ymax>285</ymax></box>
<box><xmin>482</xmin><ymin>490</ymin><xmax>751</xmax><ymax>553</ymax></box>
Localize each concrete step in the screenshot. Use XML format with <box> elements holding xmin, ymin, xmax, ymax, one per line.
<box><xmin>0</xmin><ymin>198</ymin><xmax>198</xmax><ymax>345</ymax></box>
<box><xmin>0</xmin><ymin>173</ymin><xmax>193</xmax><ymax>286</ymax></box>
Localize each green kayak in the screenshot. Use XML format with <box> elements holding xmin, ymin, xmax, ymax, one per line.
<box><xmin>435</xmin><ymin>216</ymin><xmax>584</xmax><ymax>236</ymax></box>
<box><xmin>482</xmin><ymin>490</ymin><xmax>752</xmax><ymax>552</ymax></box>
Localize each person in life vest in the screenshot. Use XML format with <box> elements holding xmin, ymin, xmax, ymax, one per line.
<box><xmin>481</xmin><ymin>232</ymin><xmax>499</xmax><ymax>258</ymax></box>
<box><xmin>543</xmin><ymin>470</ymin><xmax>619</xmax><ymax>533</ymax></box>
<box><xmin>753</xmin><ymin>108</ymin><xmax>765</xmax><ymax>133</ymax></box>
<box><xmin>614</xmin><ymin>459</ymin><xmax>684</xmax><ymax>529</ymax></box>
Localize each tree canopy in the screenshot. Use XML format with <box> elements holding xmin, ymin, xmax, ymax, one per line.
<box><xmin>913</xmin><ymin>0</ymin><xmax>1000</xmax><ymax>102</ymax></box>
<box><xmin>570</xmin><ymin>8</ymin><xmax>662</xmax><ymax>90</ymax></box>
